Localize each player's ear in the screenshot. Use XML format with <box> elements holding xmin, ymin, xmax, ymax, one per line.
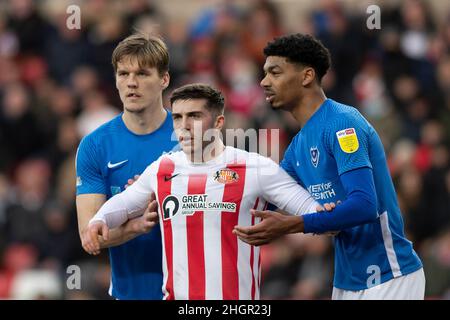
<box><xmin>302</xmin><ymin>67</ymin><xmax>315</xmax><ymax>86</ymax></box>
<box><xmin>214</xmin><ymin>114</ymin><xmax>225</xmax><ymax>130</ymax></box>
<box><xmin>160</xmin><ymin>72</ymin><xmax>170</xmax><ymax>89</ymax></box>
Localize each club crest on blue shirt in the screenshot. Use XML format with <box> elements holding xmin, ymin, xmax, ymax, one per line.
<box><xmin>310</xmin><ymin>146</ymin><xmax>319</xmax><ymax>168</ymax></box>
<box><xmin>111</xmin><ymin>186</ymin><xmax>122</xmax><ymax>195</ymax></box>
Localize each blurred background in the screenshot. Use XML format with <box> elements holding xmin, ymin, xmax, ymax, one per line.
<box><xmin>0</xmin><ymin>0</ymin><xmax>449</xmax><ymax>300</ymax></box>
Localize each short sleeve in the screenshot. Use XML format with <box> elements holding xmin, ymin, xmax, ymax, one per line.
<box><xmin>75</xmin><ymin>135</ymin><xmax>107</xmax><ymax>195</ymax></box>
<box><xmin>324</xmin><ymin>115</ymin><xmax>372</xmax><ymax>176</ymax></box>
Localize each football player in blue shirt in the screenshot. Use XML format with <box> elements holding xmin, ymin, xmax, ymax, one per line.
<box><xmin>76</xmin><ymin>33</ymin><xmax>178</xmax><ymax>300</ymax></box>
<box><xmin>234</xmin><ymin>34</ymin><xmax>425</xmax><ymax>299</ymax></box>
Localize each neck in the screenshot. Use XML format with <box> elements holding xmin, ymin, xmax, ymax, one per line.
<box><xmin>291</xmin><ymin>89</ymin><xmax>327</xmax><ymax>128</ymax></box>
<box><xmin>188</xmin><ymin>139</ymin><xmax>226</xmax><ymax>164</ymax></box>
<box><xmin>122</xmin><ymin>104</ymin><xmax>167</xmax><ymax>135</ymax></box>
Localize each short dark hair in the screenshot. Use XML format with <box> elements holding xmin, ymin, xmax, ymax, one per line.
<box><xmin>263</xmin><ymin>33</ymin><xmax>331</xmax><ymax>82</ymax></box>
<box><xmin>170</xmin><ymin>84</ymin><xmax>225</xmax><ymax>116</ymax></box>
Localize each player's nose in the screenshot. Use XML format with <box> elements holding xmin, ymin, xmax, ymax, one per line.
<box><xmin>260</xmin><ymin>75</ymin><xmax>270</xmax><ymax>88</ymax></box>
<box><xmin>181</xmin><ymin>116</ymin><xmax>191</xmax><ymax>130</ymax></box>
<box><xmin>127</xmin><ymin>74</ymin><xmax>138</xmax><ymax>87</ymax></box>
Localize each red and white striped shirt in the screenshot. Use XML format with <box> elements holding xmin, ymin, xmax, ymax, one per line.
<box><xmin>92</xmin><ymin>147</ymin><xmax>318</xmax><ymax>300</ymax></box>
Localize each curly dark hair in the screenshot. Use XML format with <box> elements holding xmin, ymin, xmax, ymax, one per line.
<box><xmin>263</xmin><ymin>33</ymin><xmax>331</xmax><ymax>82</ymax></box>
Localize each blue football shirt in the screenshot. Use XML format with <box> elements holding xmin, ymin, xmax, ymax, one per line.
<box><xmin>76</xmin><ymin>111</ymin><xmax>178</xmax><ymax>299</ymax></box>
<box><xmin>281</xmin><ymin>99</ymin><xmax>422</xmax><ymax>290</ymax></box>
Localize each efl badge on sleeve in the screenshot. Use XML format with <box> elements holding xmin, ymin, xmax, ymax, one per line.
<box><xmin>310</xmin><ymin>146</ymin><xmax>319</xmax><ymax>167</ymax></box>
<box><xmin>336</xmin><ymin>128</ymin><xmax>359</xmax><ymax>153</ymax></box>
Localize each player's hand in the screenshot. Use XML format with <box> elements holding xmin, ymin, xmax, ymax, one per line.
<box><xmin>82</xmin><ymin>221</ymin><xmax>110</xmax><ymax>255</ymax></box>
<box><xmin>233</xmin><ymin>209</ymin><xmax>300</xmax><ymax>246</ymax></box>
<box><xmin>124</xmin><ymin>175</ymin><xmax>140</xmax><ymax>189</ymax></box>
<box><xmin>316</xmin><ymin>202</ymin><xmax>338</xmax><ymax>212</ymax></box>
<box><xmin>124</xmin><ymin>194</ymin><xmax>159</xmax><ymax>235</ymax></box>
<box><xmin>316</xmin><ymin>201</ymin><xmax>341</xmax><ymax>237</ymax></box>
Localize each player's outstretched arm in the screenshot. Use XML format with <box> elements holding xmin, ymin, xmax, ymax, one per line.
<box><xmin>301</xmin><ymin>167</ymin><xmax>378</xmax><ymax>234</ymax></box>
<box><xmin>98</xmin><ymin>196</ymin><xmax>158</xmax><ymax>249</ymax></box>
<box><xmin>234</xmin><ymin>168</ymin><xmax>378</xmax><ymax>245</ymax></box>
<box><xmin>233</xmin><ymin>156</ymin><xmax>317</xmax><ymax>246</ymax></box>
<box><xmin>87</xmin><ymin>167</ymin><xmax>158</xmax><ymax>249</ymax></box>
<box><xmin>77</xmin><ymin>193</ymin><xmax>111</xmax><ymax>253</ymax></box>
<box><xmin>81</xmin><ymin>199</ymin><xmax>158</xmax><ymax>255</ymax></box>
<box><xmin>233</xmin><ymin>209</ymin><xmax>305</xmax><ymax>246</ymax></box>
<box><xmin>256</xmin><ymin>155</ymin><xmax>319</xmax><ymax>215</ymax></box>
<box><xmin>77</xmin><ymin>193</ymin><xmax>157</xmax><ymax>252</ymax></box>
<box><xmin>83</xmin><ymin>220</ymin><xmax>110</xmax><ymax>255</ymax></box>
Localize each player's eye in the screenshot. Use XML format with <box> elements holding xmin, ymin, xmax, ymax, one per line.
<box><xmin>268</xmin><ymin>67</ymin><xmax>282</xmax><ymax>76</ymax></box>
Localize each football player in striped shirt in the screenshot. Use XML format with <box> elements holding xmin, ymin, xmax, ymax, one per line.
<box><xmin>84</xmin><ymin>83</ymin><xmax>321</xmax><ymax>300</ymax></box>
<box><xmin>234</xmin><ymin>34</ymin><xmax>425</xmax><ymax>300</ymax></box>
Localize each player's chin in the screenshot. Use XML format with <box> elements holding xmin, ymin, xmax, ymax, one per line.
<box><xmin>269</xmin><ymin>100</ymin><xmax>283</xmax><ymax>110</ymax></box>
<box><xmin>124</xmin><ymin>104</ymin><xmax>146</xmax><ymax>113</ymax></box>
<box><xmin>272</xmin><ymin>99</ymin><xmax>292</xmax><ymax>111</ymax></box>
<box><xmin>180</xmin><ymin>145</ymin><xmax>191</xmax><ymax>154</ymax></box>
<box><xmin>179</xmin><ymin>138</ymin><xmax>192</xmax><ymax>148</ymax></box>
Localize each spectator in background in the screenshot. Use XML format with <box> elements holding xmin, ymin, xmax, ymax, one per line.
<box><xmin>6</xmin><ymin>0</ymin><xmax>50</xmax><ymax>56</ymax></box>
<box><xmin>0</xmin><ymin>13</ymin><xmax>19</xmax><ymax>58</ymax></box>
<box><xmin>422</xmin><ymin>229</ymin><xmax>450</xmax><ymax>299</ymax></box>
<box><xmin>261</xmin><ymin>234</ymin><xmax>333</xmax><ymax>300</ymax></box>
<box><xmin>76</xmin><ymin>90</ymin><xmax>117</xmax><ymax>137</ymax></box>
<box><xmin>0</xmin><ymin>83</ymin><xmax>47</xmax><ymax>171</ymax></box>
<box><xmin>4</xmin><ymin>158</ymin><xmax>51</xmax><ymax>244</ymax></box>
<box><xmin>87</xmin><ymin>12</ymin><xmax>126</xmax><ymax>87</ymax></box>
<box><xmin>43</xmin><ymin>11</ymin><xmax>90</xmax><ymax>85</ymax></box>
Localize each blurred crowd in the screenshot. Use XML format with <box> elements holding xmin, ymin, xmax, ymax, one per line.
<box><xmin>0</xmin><ymin>0</ymin><xmax>448</xmax><ymax>299</ymax></box>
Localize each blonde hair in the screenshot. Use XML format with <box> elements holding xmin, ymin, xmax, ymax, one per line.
<box><xmin>111</xmin><ymin>33</ymin><xmax>169</xmax><ymax>76</ymax></box>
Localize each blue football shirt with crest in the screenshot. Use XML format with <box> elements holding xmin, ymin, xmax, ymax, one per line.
<box><xmin>76</xmin><ymin>112</ymin><xmax>178</xmax><ymax>299</ymax></box>
<box><xmin>280</xmin><ymin>98</ymin><xmax>422</xmax><ymax>290</ymax></box>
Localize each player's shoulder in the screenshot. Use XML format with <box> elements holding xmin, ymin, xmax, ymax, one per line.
<box><xmin>324</xmin><ymin>99</ymin><xmax>369</xmax><ymax>129</ymax></box>
<box><xmin>153</xmin><ymin>148</ymin><xmax>185</xmax><ymax>165</ymax></box>
<box><xmin>327</xmin><ymin>99</ymin><xmax>365</xmax><ymax>120</ymax></box>
<box><xmin>225</xmin><ymin>146</ymin><xmax>275</xmax><ymax>167</ymax></box>
<box><xmin>79</xmin><ymin>114</ymin><xmax>123</xmax><ymax>146</ymax></box>
<box><xmin>140</xmin><ymin>149</ymin><xmax>185</xmax><ymax>176</ymax></box>
<box><xmin>224</xmin><ymin>146</ymin><xmax>250</xmax><ymax>160</ymax></box>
